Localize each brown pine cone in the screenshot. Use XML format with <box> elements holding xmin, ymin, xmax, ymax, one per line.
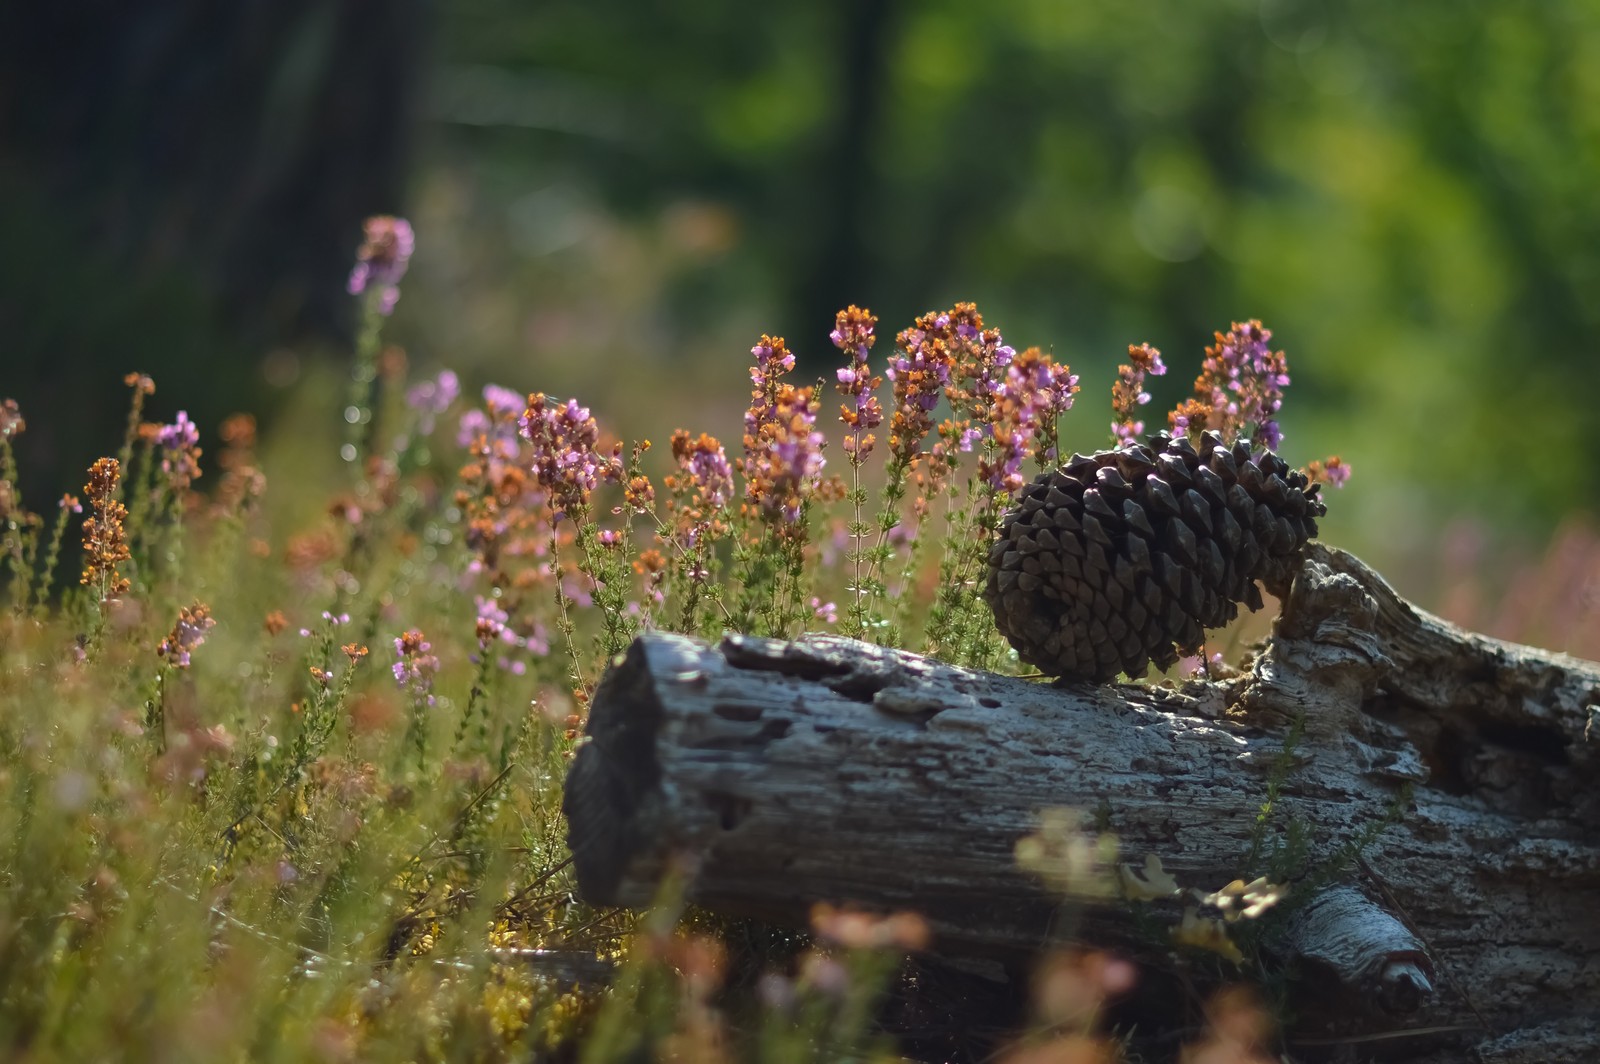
<box><xmin>983</xmin><ymin>430</ymin><xmax>1326</xmax><ymax>682</ymax></box>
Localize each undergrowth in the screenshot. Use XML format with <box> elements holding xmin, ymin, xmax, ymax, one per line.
<box><xmin>0</xmin><ymin>217</ymin><xmax>1352</xmax><ymax>1062</ymax></box>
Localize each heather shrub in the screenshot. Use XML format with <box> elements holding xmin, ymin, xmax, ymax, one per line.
<box><xmin>0</xmin><ymin>218</ymin><xmax>1348</xmax><ymax>1061</ymax></box>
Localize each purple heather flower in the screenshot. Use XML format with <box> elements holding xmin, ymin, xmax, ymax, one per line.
<box><xmin>1111</xmin><ymin>343</ymin><xmax>1168</xmax><ymax>445</ymax></box>
<box><xmin>392</xmin><ymin>628</ymin><xmax>439</xmax><ymax>706</ymax></box>
<box><xmin>406</xmin><ymin>370</ymin><xmax>459</xmax><ymax>435</ymax></box>
<box><xmin>972</xmin><ymin>347</ymin><xmax>1080</xmax><ymax>492</ymax></box>
<box><xmin>156</xmin><ymin>411</ymin><xmax>198</xmax><ymax>450</ymax></box>
<box><xmin>157</xmin><ymin>602</ymin><xmax>215</xmax><ymax>669</ymax></box>
<box><xmin>679</xmin><ymin>436</ymin><xmax>733</xmax><ymax>510</ymax></box>
<box><xmin>347</xmin><ymin>216</ymin><xmax>415</xmax><ymax>316</ymax></box>
<box><xmin>475</xmin><ymin>595</ymin><xmax>509</xmax><ymax>644</ymax></box>
<box><xmin>457</xmin><ymin>408</ymin><xmax>491</xmax><ymax>448</ymax></box>
<box><xmin>520</xmin><ymin>392</ymin><xmax>620</xmax><ymax>515</ymax></box>
<box><xmin>742</xmin><ymin>336</ymin><xmax>827</xmax><ymax>522</ymax></box>
<box><xmin>458</xmin><ymin>383</ymin><xmax>527</xmax><ymax>461</ymax></box>
<box><xmin>153</xmin><ymin>411</ymin><xmax>203</xmax><ymax>490</ymax></box>
<box><xmin>748</xmin><ymin>337</ymin><xmax>795</xmax><ymax>394</ymax></box>
<box><xmin>482</xmin><ymin>384</ymin><xmax>524</xmax><ymax>418</ymax></box>
<box><xmin>831</xmin><ymin>306</ymin><xmax>884</xmax><ymax>461</ymax></box>
<box><xmin>1192</xmin><ymin>321</ymin><xmax>1290</xmax><ymax>451</ymax></box>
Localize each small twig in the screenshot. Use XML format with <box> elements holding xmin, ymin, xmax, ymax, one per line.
<box><xmin>497</xmin><ymin>855</ymin><xmax>575</xmax><ymax>916</ymax></box>
<box><xmin>1358</xmin><ymin>855</ymin><xmax>1493</xmax><ymax>1035</ymax></box>
<box><xmin>552</xmin><ymin>906</ymin><xmax>627</xmax><ymax>946</ymax></box>
<box><xmin>1288</xmin><ymin>1024</ymin><xmax>1485</xmax><ymax>1046</ymax></box>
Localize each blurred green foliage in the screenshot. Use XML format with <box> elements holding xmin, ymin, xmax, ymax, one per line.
<box><xmin>415</xmin><ymin>0</ymin><xmax>1600</xmax><ymax>556</ymax></box>
<box><xmin>6</xmin><ymin>0</ymin><xmax>1600</xmax><ymax>576</ymax></box>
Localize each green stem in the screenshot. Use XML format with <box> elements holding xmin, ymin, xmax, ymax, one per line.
<box><xmin>548</xmin><ymin>519</ymin><xmax>589</xmax><ymax>696</ymax></box>
<box><xmin>344</xmin><ymin>294</ymin><xmax>385</xmax><ymax>471</ymax></box>
<box><xmin>455</xmin><ymin>650</ymin><xmax>497</xmax><ymax>756</ymax></box>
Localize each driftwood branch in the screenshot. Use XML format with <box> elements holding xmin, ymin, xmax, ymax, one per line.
<box><xmin>563</xmin><ymin>544</ymin><xmax>1600</xmax><ymax>1061</ymax></box>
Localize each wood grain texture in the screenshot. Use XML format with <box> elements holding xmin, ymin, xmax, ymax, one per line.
<box><xmin>564</xmin><ymin>543</ymin><xmax>1600</xmax><ymax>1061</ymax></box>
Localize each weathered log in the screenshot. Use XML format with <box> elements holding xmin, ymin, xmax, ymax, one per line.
<box><xmin>563</xmin><ymin>544</ymin><xmax>1600</xmax><ymax>1061</ymax></box>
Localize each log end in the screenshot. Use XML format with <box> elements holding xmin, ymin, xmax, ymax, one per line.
<box><xmin>562</xmin><ymin>637</ymin><xmax>671</xmax><ymax>906</ymax></box>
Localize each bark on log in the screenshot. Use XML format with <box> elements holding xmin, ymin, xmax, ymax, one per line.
<box><xmin>563</xmin><ymin>544</ymin><xmax>1600</xmax><ymax>1061</ymax></box>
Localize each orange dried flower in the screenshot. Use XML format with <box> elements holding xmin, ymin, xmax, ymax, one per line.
<box><xmin>80</xmin><ymin>458</ymin><xmax>131</xmax><ymax>601</ymax></box>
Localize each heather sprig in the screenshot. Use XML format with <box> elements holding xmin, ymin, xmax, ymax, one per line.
<box><xmin>80</xmin><ymin>457</ymin><xmax>132</xmax><ymax>616</ymax></box>
<box><xmin>733</xmin><ymin>336</ymin><xmax>829</xmax><ymax>637</ymax></box>
<box><xmin>1111</xmin><ymin>342</ymin><xmax>1168</xmax><ymax>446</ymax></box>
<box><xmin>520</xmin><ymin>393</ymin><xmax>622</xmax><ymax>520</ymax></box>
<box><xmin>347</xmin><ymin>215</ymin><xmax>416</xmax><ymax>317</ymax></box>
<box><xmin>1170</xmin><ymin>320</ymin><xmax>1290</xmax><ymax>452</ymax></box>
<box><xmin>1304</xmin><ymin>455</ymin><xmax>1352</xmax><ymax>489</ymax></box>
<box><xmin>149</xmin><ymin>601</ymin><xmax>216</xmax><ymax>751</ymax></box>
<box><xmin>345</xmin><ymin>215</ymin><xmax>415</xmax><ymax>469</ymax></box>
<box><xmin>395</xmin><ymin>626</ymin><xmax>440</xmax><ymax>770</ymax></box>
<box><xmin>154</xmin><ymin>411</ymin><xmax>204</xmax><ymax>494</ymax></box>
<box><xmin>847</xmin><ymin>310</ymin><xmax>961</xmax><ymax>644</ymax></box>
<box><xmin>519</xmin><ymin>391</ymin><xmax>630</xmax><ymax>686</ymax></box>
<box><xmin>659</xmin><ymin>429</ymin><xmax>734</xmax><ymax>634</ymax></box>
<box><xmin>275</xmin><ymin>614</ymin><xmax>367</xmax><ymax>801</ymax></box>
<box><xmin>831</xmin><ymin>306</ymin><xmax>885</xmax><ymax>639</ymax></box>
<box><xmin>921</xmin><ymin>314</ymin><xmax>1078</xmax><ymax>666</ymax></box>
<box><xmin>455</xmin><ymin>383</ymin><xmax>555</xmax><ymax>586</ymax></box>
<box><xmin>115</xmin><ymin>373</ymin><xmax>155</xmax><ymax>497</ymax></box>
<box><xmin>156</xmin><ymin>600</ymin><xmax>216</xmax><ymax>670</ymax></box>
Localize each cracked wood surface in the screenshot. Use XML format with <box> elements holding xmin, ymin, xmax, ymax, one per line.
<box><xmin>563</xmin><ymin>543</ymin><xmax>1600</xmax><ymax>1061</ymax></box>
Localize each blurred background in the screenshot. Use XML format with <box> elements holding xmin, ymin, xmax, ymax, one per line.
<box><xmin>3</xmin><ymin>0</ymin><xmax>1599</xmax><ymax>632</ymax></box>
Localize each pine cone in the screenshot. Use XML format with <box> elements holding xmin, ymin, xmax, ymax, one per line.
<box><xmin>983</xmin><ymin>430</ymin><xmax>1326</xmax><ymax>682</ymax></box>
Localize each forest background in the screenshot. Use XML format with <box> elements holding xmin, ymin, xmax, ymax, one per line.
<box><xmin>4</xmin><ymin>0</ymin><xmax>1599</xmax><ymax>640</ymax></box>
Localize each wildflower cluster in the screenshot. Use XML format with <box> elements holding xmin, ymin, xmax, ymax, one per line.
<box><xmin>1170</xmin><ymin>320</ymin><xmax>1290</xmax><ymax>450</ymax></box>
<box><xmin>456</xmin><ymin>383</ymin><xmax>551</xmax><ymax>581</ymax></box>
<box><xmin>347</xmin><ymin>214</ymin><xmax>416</xmax><ymax>315</ymax></box>
<box><xmin>393</xmin><ymin>627</ymin><xmax>440</xmax><ymax>706</ymax></box>
<box><xmin>884</xmin><ymin>314</ymin><xmax>956</xmax><ymax>464</ymax></box>
<box><xmin>156</xmin><ymin>601</ymin><xmax>215</xmax><ymax>669</ymax></box>
<box><xmin>832</xmin><ymin>305</ymin><xmax>883</xmax><ymax>461</ymax></box>
<box><xmin>407</xmin><ymin>369</ymin><xmax>460</xmax><ymax>435</ymax></box>
<box><xmin>666</xmin><ymin>431</ymin><xmax>734</xmax><ymax>525</ymax></box>
<box><xmin>745</xmin><ymin>383</ymin><xmax>826</xmax><ymax>526</ymax></box>
<box><xmin>984</xmin><ymin>345</ymin><xmax>1080</xmax><ymax>491</ymax></box>
<box><xmin>473</xmin><ymin>594</ymin><xmax>534</xmax><ymax>674</ymax></box>
<box><xmin>153</xmin><ymin>410</ymin><xmax>204</xmax><ymax>492</ymax></box>
<box><xmin>1304</xmin><ymin>454</ymin><xmax>1352</xmax><ymax>488</ymax></box>
<box><xmin>80</xmin><ymin>457</ymin><xmax>131</xmax><ymax>604</ymax></box>
<box><xmin>1111</xmin><ymin>342</ymin><xmax>1168</xmax><ymax>444</ymax></box>
<box><xmin>0</xmin><ymin>214</ymin><xmax>1366</xmax><ymax>1064</ymax></box>
<box><xmin>740</xmin><ymin>337</ymin><xmax>828</xmax><ymax>526</ymax></box>
<box><xmin>520</xmin><ymin>393</ymin><xmax>622</xmax><ymax>518</ymax></box>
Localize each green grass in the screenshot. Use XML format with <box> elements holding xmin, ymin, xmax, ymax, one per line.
<box><xmin>0</xmin><ymin>286</ymin><xmax>1346</xmax><ymax>1062</ymax></box>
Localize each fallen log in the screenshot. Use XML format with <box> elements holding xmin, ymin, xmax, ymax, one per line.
<box><xmin>562</xmin><ymin>544</ymin><xmax>1600</xmax><ymax>1061</ymax></box>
